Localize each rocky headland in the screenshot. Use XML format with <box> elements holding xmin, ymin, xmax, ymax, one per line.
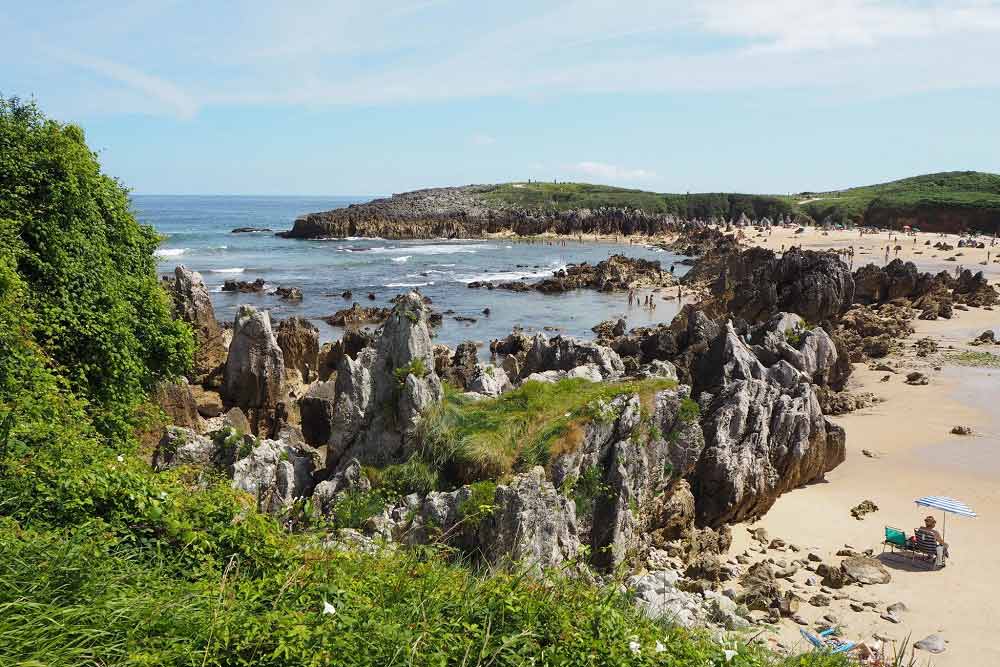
<box><xmin>279</xmin><ymin>185</ymin><xmax>686</xmax><ymax>240</ymax></box>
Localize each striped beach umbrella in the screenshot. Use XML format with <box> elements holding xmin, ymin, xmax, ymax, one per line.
<box><xmin>915</xmin><ymin>496</ymin><xmax>977</xmax><ymax>536</ymax></box>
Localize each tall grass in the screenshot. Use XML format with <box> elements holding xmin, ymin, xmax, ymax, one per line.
<box><xmin>417</xmin><ymin>378</ymin><xmax>675</xmax><ymax>485</ymax></box>
<box><xmin>0</xmin><ymin>518</ymin><xmax>853</xmax><ymax>667</ymax></box>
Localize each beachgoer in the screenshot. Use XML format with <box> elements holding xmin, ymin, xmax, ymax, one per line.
<box><xmin>916</xmin><ymin>516</ymin><xmax>949</xmax><ymax>567</ymax></box>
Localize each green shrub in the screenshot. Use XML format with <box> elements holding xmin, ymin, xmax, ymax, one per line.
<box><xmin>678</xmin><ymin>397</ymin><xmax>701</xmax><ymax>424</ymax></box>
<box><xmin>0</xmin><ymin>97</ymin><xmax>193</xmax><ymax>443</ymax></box>
<box><xmin>394</xmin><ymin>357</ymin><xmax>428</xmax><ymax>385</ymax></box>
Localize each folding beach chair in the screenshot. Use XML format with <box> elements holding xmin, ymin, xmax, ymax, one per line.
<box><xmin>800</xmin><ymin>628</ymin><xmax>857</xmax><ymax>655</ymax></box>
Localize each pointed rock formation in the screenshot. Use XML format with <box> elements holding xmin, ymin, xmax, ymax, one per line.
<box><xmin>223</xmin><ymin>305</ymin><xmax>285</xmax><ymax>435</ymax></box>
<box><xmin>169</xmin><ymin>266</ymin><xmax>227</xmax><ymax>386</ymax></box>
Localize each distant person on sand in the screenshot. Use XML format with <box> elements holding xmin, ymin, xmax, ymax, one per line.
<box><xmin>916</xmin><ymin>516</ymin><xmax>949</xmax><ymax>567</ymax></box>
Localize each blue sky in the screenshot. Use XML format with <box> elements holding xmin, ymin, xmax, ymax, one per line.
<box><xmin>5</xmin><ymin>1</ymin><xmax>1000</xmax><ymax>196</ymax></box>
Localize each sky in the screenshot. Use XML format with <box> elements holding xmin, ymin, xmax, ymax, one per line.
<box><xmin>5</xmin><ymin>0</ymin><xmax>1000</xmax><ymax>196</ymax></box>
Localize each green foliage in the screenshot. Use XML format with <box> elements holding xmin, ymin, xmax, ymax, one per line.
<box><xmin>1</xmin><ymin>517</ymin><xmax>853</xmax><ymax>667</ymax></box>
<box><xmin>394</xmin><ymin>356</ymin><xmax>428</xmax><ymax>385</ymax></box>
<box><xmin>569</xmin><ymin>464</ymin><xmax>611</xmax><ymax>521</ymax></box>
<box><xmin>799</xmin><ymin>170</ymin><xmax>1000</xmax><ymax>231</ymax></box>
<box><xmin>328</xmin><ymin>489</ymin><xmax>386</xmax><ymax>530</ymax></box>
<box><xmin>419</xmin><ymin>378</ymin><xmax>675</xmax><ymax>485</ymax></box>
<box><xmin>784</xmin><ymin>326</ymin><xmax>805</xmax><ymax>347</ymax></box>
<box><xmin>480</xmin><ymin>181</ymin><xmax>797</xmax><ymax>220</ymax></box>
<box><xmin>369</xmin><ymin>457</ymin><xmax>440</xmax><ymax>496</ymax></box>
<box><xmin>678</xmin><ymin>397</ymin><xmax>701</xmax><ymax>425</ymax></box>
<box><xmin>457</xmin><ymin>480</ymin><xmax>498</xmax><ymax>526</ymax></box>
<box><xmin>0</xmin><ymin>97</ymin><xmax>193</xmax><ymax>441</ymax></box>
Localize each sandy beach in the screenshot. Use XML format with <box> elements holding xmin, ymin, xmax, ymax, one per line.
<box><xmin>721</xmin><ymin>227</ymin><xmax>1000</xmax><ymax>665</ymax></box>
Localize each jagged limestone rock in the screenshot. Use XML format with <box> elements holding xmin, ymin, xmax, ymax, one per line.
<box><xmin>169</xmin><ymin>266</ymin><xmax>227</xmax><ymax>385</ymax></box>
<box><xmin>222</xmin><ymin>305</ymin><xmax>285</xmax><ymax>434</ymax></box>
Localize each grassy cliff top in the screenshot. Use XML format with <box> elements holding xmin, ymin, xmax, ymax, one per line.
<box><xmin>475</xmin><ymin>171</ymin><xmax>1000</xmax><ymax>227</ymax></box>
<box><xmin>796</xmin><ymin>171</ymin><xmax>1000</xmax><ymax>223</ymax></box>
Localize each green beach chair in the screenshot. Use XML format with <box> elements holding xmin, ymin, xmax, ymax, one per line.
<box><xmin>882</xmin><ymin>525</ymin><xmax>908</xmax><ymax>553</ymax></box>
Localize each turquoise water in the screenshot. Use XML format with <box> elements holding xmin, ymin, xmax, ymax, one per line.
<box><xmin>136</xmin><ymin>195</ymin><xmax>689</xmax><ymax>349</ymax></box>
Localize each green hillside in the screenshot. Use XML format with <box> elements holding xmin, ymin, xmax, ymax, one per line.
<box><xmin>480</xmin><ymin>182</ymin><xmax>799</xmax><ymax>221</ymax></box>
<box><xmin>480</xmin><ymin>171</ymin><xmax>1000</xmax><ymax>233</ymax></box>
<box><xmin>798</xmin><ymin>171</ymin><xmax>1000</xmax><ymax>227</ymax></box>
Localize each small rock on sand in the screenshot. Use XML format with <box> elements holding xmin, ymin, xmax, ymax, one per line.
<box><xmin>914</xmin><ymin>634</ymin><xmax>946</xmax><ymax>654</ymax></box>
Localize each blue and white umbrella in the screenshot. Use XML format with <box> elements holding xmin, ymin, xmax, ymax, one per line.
<box><xmin>915</xmin><ymin>496</ymin><xmax>977</xmax><ymax>536</ymax></box>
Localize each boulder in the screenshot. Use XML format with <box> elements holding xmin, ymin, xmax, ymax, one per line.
<box><xmin>190</xmin><ymin>385</ymin><xmax>224</xmax><ymax>418</ymax></box>
<box><xmin>840</xmin><ymin>556</ymin><xmax>891</xmax><ymax>585</ymax></box>
<box><xmin>312</xmin><ymin>458</ymin><xmax>371</xmax><ymax>515</ymax></box>
<box><xmin>153</xmin><ymin>426</ymin><xmax>221</xmax><ymax>470</ymax></box>
<box><xmin>564</xmin><ymin>364</ymin><xmax>604</xmax><ymax>382</ymax></box>
<box><xmin>168</xmin><ymin>266</ymin><xmax>227</xmax><ymax>385</ymax></box>
<box><xmin>231</xmin><ymin>437</ymin><xmax>316</xmax><ymax>512</ymax></box>
<box><xmin>629</xmin><ymin>570</ymin><xmax>705</xmax><ymax>628</ymax></box>
<box><xmin>153</xmin><ymin>379</ymin><xmax>200</xmax><ymax>429</ymax></box>
<box><xmin>299</xmin><ymin>380</ymin><xmax>337</xmax><ymax>446</ymax></box>
<box><xmin>913</xmin><ymin>634</ymin><xmax>946</xmax><ymax>654</ymax></box>
<box><xmin>466</xmin><ymin>364</ymin><xmax>511</xmax><ymax>397</ymax></box>
<box><xmin>276</xmin><ymin>316</ymin><xmax>319</xmax><ymax>384</ymax></box>
<box><xmin>519</xmin><ymin>333</ymin><xmax>625</xmax><ymax>380</ymax></box>
<box><xmin>222</xmin><ymin>305</ymin><xmax>285</xmax><ymax>434</ymax></box>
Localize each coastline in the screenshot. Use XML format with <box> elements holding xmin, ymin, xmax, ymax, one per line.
<box><xmin>727</xmin><ymin>226</ymin><xmax>1000</xmax><ymax>665</ymax></box>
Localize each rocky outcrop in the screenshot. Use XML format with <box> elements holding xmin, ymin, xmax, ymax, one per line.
<box><xmin>533</xmin><ymin>255</ymin><xmax>671</xmax><ymax>292</ymax></box>
<box><xmin>703</xmin><ymin>247</ymin><xmax>855</xmax><ymax>323</ymax></box>
<box><xmin>153</xmin><ymin>426</ymin><xmax>231</xmax><ymax>471</ymax></box>
<box><xmin>298</xmin><ymin>380</ymin><xmax>337</xmax><ymax>446</ymax></box>
<box><xmin>152</xmin><ymin>379</ymin><xmax>201</xmax><ymax>429</ymax></box>
<box><xmin>222</xmin><ymin>305</ymin><xmax>285</xmax><ymax>435</ymax></box>
<box><xmin>276</xmin><ymin>317</ymin><xmax>319</xmax><ymax>384</ymax></box>
<box><xmin>231</xmin><ymin>437</ymin><xmax>317</xmax><ymax>513</ymax></box>
<box><xmin>690</xmin><ymin>323</ymin><xmax>846</xmax><ymax>526</ymax></box>
<box><xmin>323</xmin><ymin>292</ymin><xmax>443</xmax><ymax>474</ymax></box>
<box><xmin>491</xmin><ymin>332</ymin><xmax>625</xmax><ymax>383</ymax></box>
<box><xmin>323</xmin><ymin>303</ymin><xmax>391</xmax><ymax>326</ymax></box>
<box><xmin>379</xmin><ymin>467</ymin><xmax>582</xmax><ymax>571</ymax></box>
<box><xmin>167</xmin><ymin>266</ymin><xmax>227</xmax><ymax>385</ymax></box>
<box><xmin>221</xmin><ymin>278</ymin><xmax>267</xmax><ymax>293</ymax></box>
<box><xmin>279</xmin><ymin>186</ymin><xmax>682</xmax><ymax>239</ymax></box>
<box><xmin>834</xmin><ymin>303</ymin><xmax>914</xmax><ymax>361</ymax></box>
<box><xmin>954</xmin><ymin>268</ymin><xmax>999</xmax><ymax>307</ymax></box>
<box><xmin>439</xmin><ymin>341</ymin><xmax>480</xmax><ymax>390</ymax></box>
<box><xmin>318</xmin><ymin>329</ymin><xmax>373</xmax><ymax>381</ymax></box>
<box><xmin>544</xmin><ymin>386</ymin><xmax>706</xmax><ymax>571</ymax></box>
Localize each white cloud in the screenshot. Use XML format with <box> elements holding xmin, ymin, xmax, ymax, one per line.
<box><xmin>8</xmin><ymin>1</ymin><xmax>1000</xmax><ymax>117</ymax></box>
<box><xmin>50</xmin><ymin>47</ymin><xmax>199</xmax><ymax>119</ymax></box>
<box><xmin>571</xmin><ymin>161</ymin><xmax>657</xmax><ymax>182</ymax></box>
<box><xmin>470</xmin><ymin>133</ymin><xmax>497</xmax><ymax>146</ymax></box>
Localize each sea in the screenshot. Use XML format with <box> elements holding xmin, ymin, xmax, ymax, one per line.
<box><xmin>136</xmin><ymin>195</ymin><xmax>690</xmax><ymax>352</ymax></box>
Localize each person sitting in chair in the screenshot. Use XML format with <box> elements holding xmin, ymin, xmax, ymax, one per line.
<box><xmin>915</xmin><ymin>516</ymin><xmax>949</xmax><ymax>568</ymax></box>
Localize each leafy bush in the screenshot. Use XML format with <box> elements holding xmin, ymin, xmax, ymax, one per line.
<box><xmin>0</xmin><ymin>97</ymin><xmax>193</xmax><ymax>442</ymax></box>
